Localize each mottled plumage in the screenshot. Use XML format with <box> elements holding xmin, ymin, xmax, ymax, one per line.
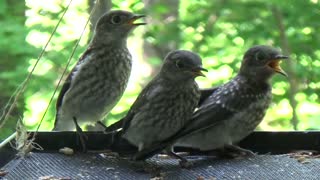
<box><xmin>54</xmin><ymin>10</ymin><xmax>145</xmax><ymax>130</ymax></box>
<box><xmin>103</xmin><ymin>87</ymin><xmax>218</xmax><ymax>132</ymax></box>
<box><xmin>119</xmin><ymin>50</ymin><xmax>207</xmax><ymax>159</ymax></box>
<box><xmin>176</xmin><ymin>76</ymin><xmax>272</xmax><ymax>150</ymax></box>
<box><xmin>133</xmin><ymin>45</ymin><xmax>288</xmax><ymax>161</ymax></box>
<box><xmin>176</xmin><ymin>45</ymin><xmax>288</xmax><ymax>151</ymax></box>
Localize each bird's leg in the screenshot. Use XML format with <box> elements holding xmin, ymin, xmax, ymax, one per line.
<box><xmin>221</xmin><ymin>144</ymin><xmax>256</xmax><ymax>158</ymax></box>
<box><xmin>96</xmin><ymin>120</ymin><xmax>108</xmax><ymax>129</ymax></box>
<box><xmin>73</xmin><ymin>117</ymin><xmax>88</xmax><ymax>153</ymax></box>
<box><xmin>165</xmin><ymin>147</ymin><xmax>193</xmax><ymax>168</ymax></box>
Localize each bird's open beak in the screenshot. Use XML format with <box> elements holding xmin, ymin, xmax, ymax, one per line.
<box><xmin>191</xmin><ymin>67</ymin><xmax>208</xmax><ymax>77</ymax></box>
<box><xmin>267</xmin><ymin>55</ymin><xmax>289</xmax><ymax>77</ymax></box>
<box><xmin>128</xmin><ymin>15</ymin><xmax>146</xmax><ymax>26</ymax></box>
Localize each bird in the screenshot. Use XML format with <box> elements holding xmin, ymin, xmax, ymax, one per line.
<box><xmin>132</xmin><ymin>45</ymin><xmax>288</xmax><ymax>164</ymax></box>
<box><xmin>53</xmin><ymin>10</ymin><xmax>146</xmax><ymax>151</ymax></box>
<box><xmin>114</xmin><ymin>50</ymin><xmax>207</xmax><ymax>161</ymax></box>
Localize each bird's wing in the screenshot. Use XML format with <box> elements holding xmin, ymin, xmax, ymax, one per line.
<box><xmin>105</xmin><ymin>80</ymin><xmax>161</xmax><ymax>147</ymax></box>
<box><xmin>54</xmin><ymin>46</ymin><xmax>95</xmax><ymax>125</ymax></box>
<box><xmin>103</xmin><ymin>77</ymin><xmax>162</xmax><ymax>147</ymax></box>
<box><xmin>108</xmin><ymin>80</ymin><xmax>213</xmax><ymax>134</ymax></box>
<box><xmin>121</xmin><ymin>77</ymin><xmax>162</xmax><ymax>133</ymax></box>
<box><xmin>175</xmin><ymin>98</ymin><xmax>236</xmax><ymax>138</ymax></box>
<box><xmin>198</xmin><ymin>87</ymin><xmax>218</xmax><ymax>106</ymax></box>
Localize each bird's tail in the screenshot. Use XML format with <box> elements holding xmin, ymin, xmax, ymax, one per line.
<box><xmin>103</xmin><ymin>119</ymin><xmax>124</xmax><ymax>144</ymax></box>
<box><xmin>104</xmin><ymin>119</ymin><xmax>124</xmax><ymax>133</ymax></box>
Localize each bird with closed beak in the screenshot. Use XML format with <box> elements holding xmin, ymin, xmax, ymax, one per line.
<box><xmin>116</xmin><ymin>50</ymin><xmax>207</xmax><ymax>161</ymax></box>
<box><xmin>53</xmin><ymin>10</ymin><xmax>146</xmax><ymax>151</ymax></box>
<box><xmin>133</xmin><ymin>45</ymin><xmax>288</xmax><ymax>165</ymax></box>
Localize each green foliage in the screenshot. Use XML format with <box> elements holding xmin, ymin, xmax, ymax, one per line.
<box><xmin>1</xmin><ymin>0</ymin><xmax>320</xmax><ymax>141</ymax></box>
<box><xmin>0</xmin><ymin>0</ymin><xmax>38</xmax><ymax>140</ymax></box>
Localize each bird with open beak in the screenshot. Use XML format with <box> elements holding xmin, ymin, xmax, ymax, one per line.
<box><xmin>132</xmin><ymin>45</ymin><xmax>288</xmax><ymax>166</ymax></box>
<box><xmin>53</xmin><ymin>10</ymin><xmax>146</xmax><ymax>152</ymax></box>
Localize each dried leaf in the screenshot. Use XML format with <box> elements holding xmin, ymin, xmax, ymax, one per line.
<box><xmin>12</xmin><ymin>119</ymin><xmax>43</xmax><ymax>157</ymax></box>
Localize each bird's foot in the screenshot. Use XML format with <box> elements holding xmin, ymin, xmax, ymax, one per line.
<box><xmin>219</xmin><ymin>145</ymin><xmax>256</xmax><ymax>159</ymax></box>
<box><xmin>73</xmin><ymin>117</ymin><xmax>88</xmax><ymax>153</ymax></box>
<box><xmin>166</xmin><ymin>151</ymin><xmax>193</xmax><ymax>168</ymax></box>
<box><xmin>77</xmin><ymin>129</ymin><xmax>88</xmax><ymax>153</ymax></box>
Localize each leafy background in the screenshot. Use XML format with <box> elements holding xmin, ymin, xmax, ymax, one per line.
<box><xmin>0</xmin><ymin>0</ymin><xmax>319</xmax><ymax>141</ymax></box>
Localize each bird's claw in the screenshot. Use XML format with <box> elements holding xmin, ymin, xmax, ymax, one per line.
<box><xmin>220</xmin><ymin>145</ymin><xmax>256</xmax><ymax>159</ymax></box>
<box><xmin>73</xmin><ymin>117</ymin><xmax>88</xmax><ymax>153</ymax></box>
<box><xmin>239</xmin><ymin>149</ymin><xmax>256</xmax><ymax>157</ymax></box>
<box><xmin>77</xmin><ymin>131</ymin><xmax>88</xmax><ymax>153</ymax></box>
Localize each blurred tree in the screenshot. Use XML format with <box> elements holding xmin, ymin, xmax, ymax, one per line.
<box><xmin>88</xmin><ymin>0</ymin><xmax>111</xmax><ymax>33</ymax></box>
<box><xmin>0</xmin><ymin>0</ymin><xmax>36</xmax><ymax>140</ymax></box>
<box><xmin>272</xmin><ymin>6</ymin><xmax>299</xmax><ymax>130</ymax></box>
<box><xmin>22</xmin><ymin>0</ymin><xmax>90</xmax><ymax>131</ymax></box>
<box><xmin>143</xmin><ymin>0</ymin><xmax>180</xmax><ymax>58</ymax></box>
<box><xmin>1</xmin><ymin>0</ymin><xmax>320</xmax><ymax>141</ymax></box>
<box><xmin>143</xmin><ymin>0</ymin><xmax>180</xmax><ymax>74</ymax></box>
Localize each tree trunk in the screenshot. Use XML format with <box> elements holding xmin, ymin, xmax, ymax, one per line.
<box><xmin>192</xmin><ymin>0</ymin><xmax>227</xmax><ymax>53</ymax></box>
<box><xmin>143</xmin><ymin>0</ymin><xmax>180</xmax><ymax>64</ymax></box>
<box><xmin>272</xmin><ymin>6</ymin><xmax>299</xmax><ymax>130</ymax></box>
<box><xmin>0</xmin><ymin>0</ymin><xmax>28</xmax><ymax>140</ymax></box>
<box><xmin>88</xmin><ymin>0</ymin><xmax>112</xmax><ymax>33</ymax></box>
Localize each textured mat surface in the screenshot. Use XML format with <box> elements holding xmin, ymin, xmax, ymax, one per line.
<box><xmin>2</xmin><ymin>152</ymin><xmax>320</xmax><ymax>180</ymax></box>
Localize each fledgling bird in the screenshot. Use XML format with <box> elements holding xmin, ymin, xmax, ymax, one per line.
<box><xmin>133</xmin><ymin>45</ymin><xmax>288</xmax><ymax>163</ymax></box>
<box><xmin>118</xmin><ymin>50</ymin><xmax>207</xmax><ymax>160</ymax></box>
<box><xmin>53</xmin><ymin>10</ymin><xmax>145</xmax><ymax>149</ymax></box>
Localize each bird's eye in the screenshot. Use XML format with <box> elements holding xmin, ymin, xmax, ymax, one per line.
<box><xmin>255</xmin><ymin>51</ymin><xmax>266</xmax><ymax>61</ymax></box>
<box><xmin>111</xmin><ymin>15</ymin><xmax>122</xmax><ymax>24</ymax></box>
<box><xmin>175</xmin><ymin>60</ymin><xmax>185</xmax><ymax>69</ymax></box>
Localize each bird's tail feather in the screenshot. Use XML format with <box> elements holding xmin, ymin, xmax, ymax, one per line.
<box><xmin>104</xmin><ymin>119</ymin><xmax>124</xmax><ymax>133</ymax></box>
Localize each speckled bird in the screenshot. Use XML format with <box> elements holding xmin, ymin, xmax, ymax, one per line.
<box><xmin>119</xmin><ymin>50</ymin><xmax>207</xmax><ymax>159</ymax></box>
<box><xmin>53</xmin><ymin>10</ymin><xmax>145</xmax><ymax>132</ymax></box>
<box><xmin>133</xmin><ymin>45</ymin><xmax>288</xmax><ymax>162</ymax></box>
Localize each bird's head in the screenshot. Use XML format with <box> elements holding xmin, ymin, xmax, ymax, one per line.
<box><xmin>239</xmin><ymin>45</ymin><xmax>288</xmax><ymax>81</ymax></box>
<box><xmin>93</xmin><ymin>10</ymin><xmax>146</xmax><ymax>45</ymax></box>
<box><xmin>161</xmin><ymin>50</ymin><xmax>208</xmax><ymax>81</ymax></box>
